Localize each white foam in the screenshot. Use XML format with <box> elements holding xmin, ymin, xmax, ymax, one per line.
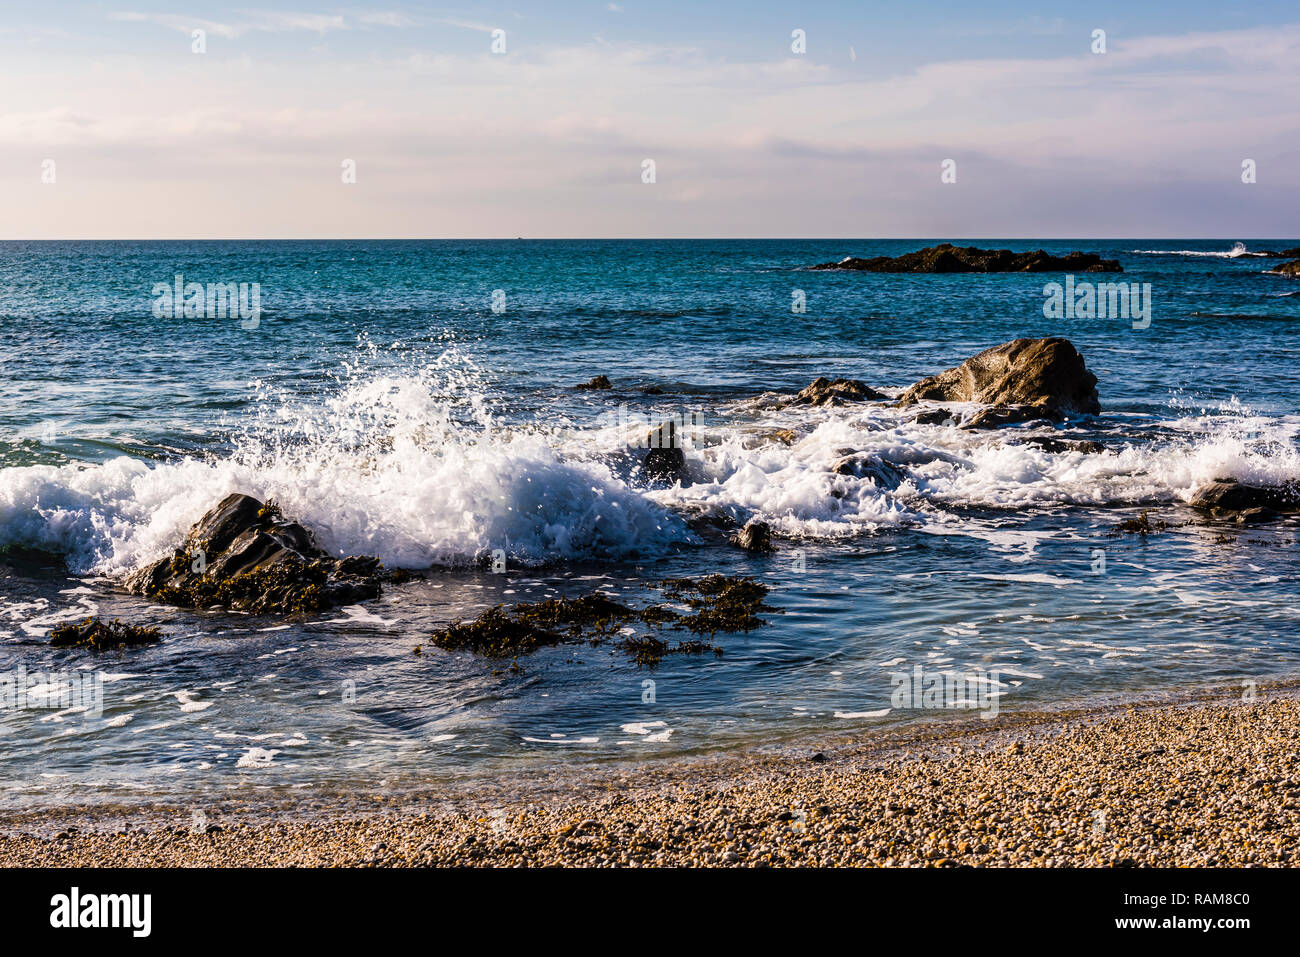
<box><xmin>3</xmin><ymin>346</ymin><xmax>1299</xmax><ymax>573</ymax></box>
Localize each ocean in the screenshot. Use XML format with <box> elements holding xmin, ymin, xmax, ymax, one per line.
<box><xmin>2</xmin><ymin>238</ymin><xmax>1298</xmax><ymax>814</ymax></box>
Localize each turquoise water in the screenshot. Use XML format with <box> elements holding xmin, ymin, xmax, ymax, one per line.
<box><xmin>1</xmin><ymin>239</ymin><xmax>1298</xmax><ymax>809</ymax></box>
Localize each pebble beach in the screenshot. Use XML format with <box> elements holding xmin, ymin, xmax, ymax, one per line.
<box><xmin>6</xmin><ymin>685</ymin><xmax>1298</xmax><ymax>868</ymax></box>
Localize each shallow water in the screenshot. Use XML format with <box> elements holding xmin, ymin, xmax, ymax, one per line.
<box><xmin>1</xmin><ymin>238</ymin><xmax>1298</xmax><ymax>810</ymax></box>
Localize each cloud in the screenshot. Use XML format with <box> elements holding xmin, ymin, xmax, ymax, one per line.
<box><xmin>7</xmin><ymin>19</ymin><xmax>1300</xmax><ymax>237</ymax></box>
<box><xmin>110</xmin><ymin>9</ymin><xmax>368</xmax><ymax>38</ymax></box>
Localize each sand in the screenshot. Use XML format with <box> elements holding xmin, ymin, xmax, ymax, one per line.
<box><xmin>4</xmin><ymin>686</ymin><xmax>1298</xmax><ymax>867</ymax></box>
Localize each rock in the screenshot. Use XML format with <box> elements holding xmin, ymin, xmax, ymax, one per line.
<box><xmin>912</xmin><ymin>409</ymin><xmax>957</xmax><ymax>426</ymax></box>
<box><xmin>124</xmin><ymin>493</ymin><xmax>383</xmax><ymax>614</ymax></box>
<box><xmin>1189</xmin><ymin>478</ymin><xmax>1300</xmax><ymax>522</ymax></box>
<box><xmin>1258</xmin><ymin>248</ymin><xmax>1300</xmax><ymax>258</ymax></box>
<box><xmin>786</xmin><ymin>376</ymin><xmax>886</xmax><ymax>407</ymax></box>
<box><xmin>1266</xmin><ymin>260</ymin><xmax>1300</xmax><ymax>278</ymax></box>
<box><xmin>961</xmin><ymin>404</ymin><xmax>1064</xmax><ymax>430</ymax></box>
<box><xmin>730</xmin><ymin>520</ymin><xmax>775</xmax><ymax>554</ymax></box>
<box><xmin>896</xmin><ymin>338</ymin><xmax>1100</xmax><ymax>427</ymax></box>
<box><xmin>759</xmin><ymin>428</ymin><xmax>799</xmax><ymax>446</ymax></box>
<box><xmin>575</xmin><ymin>375</ymin><xmax>612</xmax><ymax>390</ymax></box>
<box><xmin>811</xmin><ymin>244</ymin><xmax>1122</xmax><ymax>273</ymax></box>
<box><xmin>642</xmin><ymin>422</ymin><xmax>688</xmax><ymax>484</ymax></box>
<box><xmin>1019</xmin><ymin>437</ymin><xmax>1106</xmax><ymax>455</ymax></box>
<box><xmin>831</xmin><ymin>453</ymin><xmax>907</xmax><ymax>489</ymax></box>
<box><xmin>49</xmin><ymin>617</ymin><xmax>162</xmax><ymax>651</ymax></box>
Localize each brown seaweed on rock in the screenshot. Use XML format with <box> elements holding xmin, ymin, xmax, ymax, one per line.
<box><xmin>428</xmin><ymin>575</ymin><xmax>775</xmax><ymax>664</ymax></box>
<box><xmin>49</xmin><ymin>617</ymin><xmax>162</xmax><ymax>651</ymax></box>
<box><xmin>430</xmin><ymin>606</ymin><xmax>565</xmax><ymax>657</ymax></box>
<box><xmin>125</xmin><ymin>493</ymin><xmax>383</xmax><ymax>615</ymax></box>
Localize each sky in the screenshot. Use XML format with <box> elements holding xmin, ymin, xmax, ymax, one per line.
<box><xmin>2</xmin><ymin>1</ymin><xmax>1298</xmax><ymax>238</ymax></box>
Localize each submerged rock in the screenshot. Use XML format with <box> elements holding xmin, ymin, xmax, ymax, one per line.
<box><xmin>730</xmin><ymin>520</ymin><xmax>775</xmax><ymax>554</ymax></box>
<box><xmin>124</xmin><ymin>493</ymin><xmax>383</xmax><ymax>615</ymax></box>
<box><xmin>810</xmin><ymin>244</ymin><xmax>1122</xmax><ymax>274</ymax></box>
<box><xmin>786</xmin><ymin>376</ymin><xmax>887</xmax><ymax>407</ymax></box>
<box><xmin>429</xmin><ymin>606</ymin><xmax>565</xmax><ymax>657</ymax></box>
<box><xmin>1111</xmin><ymin>510</ymin><xmax>1169</xmax><ymax>536</ymax></box>
<box><xmin>896</xmin><ymin>337</ymin><xmax>1100</xmax><ymax>428</ymax></box>
<box><xmin>1018</xmin><ymin>437</ymin><xmax>1107</xmax><ymax>455</ymax></box>
<box><xmin>49</xmin><ymin>617</ymin><xmax>162</xmax><ymax>651</ymax></box>
<box><xmin>428</xmin><ymin>576</ymin><xmax>776</xmax><ymax>663</ymax></box>
<box><xmin>575</xmin><ymin>375</ymin><xmax>613</xmax><ymax>390</ymax></box>
<box><xmin>1190</xmin><ymin>478</ymin><xmax>1300</xmax><ymax>523</ymax></box>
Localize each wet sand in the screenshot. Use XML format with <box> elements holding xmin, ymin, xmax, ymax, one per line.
<box><xmin>4</xmin><ymin>683</ymin><xmax>1299</xmax><ymax>867</ymax></box>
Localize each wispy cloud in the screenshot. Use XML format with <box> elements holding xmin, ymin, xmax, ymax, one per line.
<box><xmin>111</xmin><ymin>9</ymin><xmax>369</xmax><ymax>38</ymax></box>
<box><xmin>8</xmin><ymin>19</ymin><xmax>1300</xmax><ymax>237</ymax></box>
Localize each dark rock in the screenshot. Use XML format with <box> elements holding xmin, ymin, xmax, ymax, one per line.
<box><xmin>831</xmin><ymin>453</ymin><xmax>907</xmax><ymax>489</ymax></box>
<box><xmin>1189</xmin><ymin>478</ymin><xmax>1300</xmax><ymax>522</ymax></box>
<box><xmin>1112</xmin><ymin>510</ymin><xmax>1168</xmax><ymax>535</ymax></box>
<box><xmin>124</xmin><ymin>493</ymin><xmax>383</xmax><ymax>614</ymax></box>
<box><xmin>49</xmin><ymin>617</ymin><xmax>161</xmax><ymax>650</ymax></box>
<box><xmin>730</xmin><ymin>520</ymin><xmax>775</xmax><ymax>554</ymax></box>
<box><xmin>1019</xmin><ymin>437</ymin><xmax>1107</xmax><ymax>454</ymax></box>
<box><xmin>785</xmin><ymin>376</ymin><xmax>886</xmax><ymax>407</ymax></box>
<box><xmin>642</xmin><ymin>421</ymin><xmax>688</xmax><ymax>484</ymax></box>
<box><xmin>912</xmin><ymin>409</ymin><xmax>957</xmax><ymax>426</ymax></box>
<box><xmin>1257</xmin><ymin>248</ymin><xmax>1300</xmax><ymax>258</ymax></box>
<box><xmin>962</xmin><ymin>404</ymin><xmax>1064</xmax><ymax>430</ymax></box>
<box><xmin>428</xmin><ymin>576</ymin><xmax>771</xmax><ymax>661</ymax></box>
<box><xmin>896</xmin><ymin>338</ymin><xmax>1100</xmax><ymax>427</ymax></box>
<box><xmin>575</xmin><ymin>375</ymin><xmax>612</xmax><ymax>390</ymax></box>
<box><xmin>811</xmin><ymin>244</ymin><xmax>1122</xmax><ymax>274</ymax></box>
<box><xmin>430</xmin><ymin>606</ymin><xmax>565</xmax><ymax>657</ymax></box>
<box><xmin>1267</xmin><ymin>260</ymin><xmax>1300</xmax><ymax>278</ymax></box>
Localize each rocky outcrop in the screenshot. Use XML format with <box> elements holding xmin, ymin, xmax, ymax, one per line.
<box><xmin>730</xmin><ymin>520</ymin><xmax>774</xmax><ymax>554</ymax></box>
<box><xmin>896</xmin><ymin>338</ymin><xmax>1100</xmax><ymax>429</ymax></box>
<box><xmin>785</xmin><ymin>376</ymin><xmax>886</xmax><ymax>407</ymax></box>
<box><xmin>49</xmin><ymin>617</ymin><xmax>162</xmax><ymax>650</ymax></box>
<box><xmin>125</xmin><ymin>494</ymin><xmax>383</xmax><ymax>614</ymax></box>
<box><xmin>811</xmin><ymin>244</ymin><xmax>1122</xmax><ymax>273</ymax></box>
<box><xmin>1266</xmin><ymin>260</ymin><xmax>1300</xmax><ymax>277</ymax></box>
<box><xmin>1258</xmin><ymin>248</ymin><xmax>1300</xmax><ymax>258</ymax></box>
<box><xmin>575</xmin><ymin>375</ymin><xmax>612</xmax><ymax>390</ymax></box>
<box><xmin>1189</xmin><ymin>478</ymin><xmax>1300</xmax><ymax>523</ymax></box>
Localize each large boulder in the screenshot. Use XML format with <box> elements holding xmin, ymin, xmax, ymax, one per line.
<box><xmin>125</xmin><ymin>493</ymin><xmax>383</xmax><ymax>614</ymax></box>
<box><xmin>810</xmin><ymin>244</ymin><xmax>1122</xmax><ymax>273</ymax></box>
<box><xmin>895</xmin><ymin>338</ymin><xmax>1100</xmax><ymax>428</ymax></box>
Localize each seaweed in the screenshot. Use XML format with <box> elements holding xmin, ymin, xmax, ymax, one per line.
<box><xmin>427</xmin><ymin>574</ymin><xmax>774</xmax><ymax>665</ymax></box>
<box><xmin>619</xmin><ymin>635</ymin><xmax>724</xmax><ymax>666</ymax></box>
<box><xmin>658</xmin><ymin>575</ymin><xmax>776</xmax><ymax>634</ymax></box>
<box><xmin>1111</xmin><ymin>510</ymin><xmax>1168</xmax><ymax>536</ymax></box>
<box><xmin>49</xmin><ymin>617</ymin><xmax>162</xmax><ymax>651</ymax></box>
<box><xmin>429</xmin><ymin>606</ymin><xmax>564</xmax><ymax>658</ymax></box>
<box><xmin>512</xmin><ymin>593</ymin><xmax>643</xmax><ymax>636</ymax></box>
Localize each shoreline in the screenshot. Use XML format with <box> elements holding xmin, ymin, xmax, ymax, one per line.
<box><xmin>5</xmin><ymin>680</ymin><xmax>1299</xmax><ymax>866</ymax></box>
